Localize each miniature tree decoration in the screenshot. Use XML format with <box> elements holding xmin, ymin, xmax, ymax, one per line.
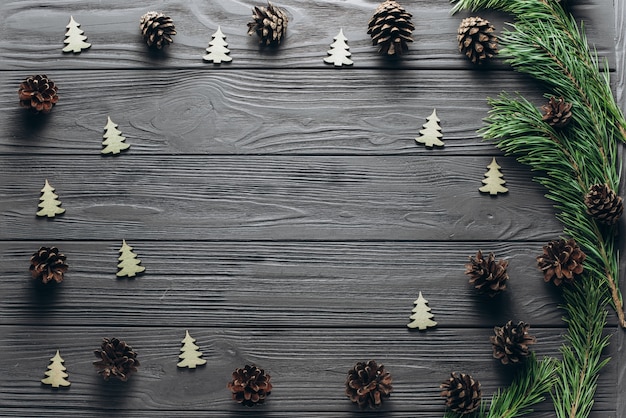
<box><xmin>62</xmin><ymin>16</ymin><xmax>91</xmax><ymax>53</ymax></box>
<box><xmin>102</xmin><ymin>116</ymin><xmax>130</xmax><ymax>155</ymax></box>
<box><xmin>479</xmin><ymin>157</ymin><xmax>508</xmax><ymax>195</ymax></box>
<box><xmin>116</xmin><ymin>240</ymin><xmax>146</xmax><ymax>278</ymax></box>
<box><xmin>407</xmin><ymin>291</ymin><xmax>437</xmax><ymax>330</ymax></box>
<box><xmin>177</xmin><ymin>330</ymin><xmax>207</xmax><ymax>368</ymax></box>
<box><xmin>37</xmin><ymin>180</ymin><xmax>65</xmax><ymax>217</ymax></box>
<box><xmin>41</xmin><ymin>350</ymin><xmax>71</xmax><ymax>388</ymax></box>
<box><xmin>323</xmin><ymin>29</ymin><xmax>353</xmax><ymax>67</ymax></box>
<box><xmin>415</xmin><ymin>109</ymin><xmax>444</xmax><ymax>147</ymax></box>
<box><xmin>203</xmin><ymin>26</ymin><xmax>232</xmax><ymax>64</ymax></box>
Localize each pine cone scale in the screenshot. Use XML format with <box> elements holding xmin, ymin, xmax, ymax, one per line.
<box><xmin>585</xmin><ymin>183</ymin><xmax>623</xmax><ymax>225</ymax></box>
<box><xmin>458</xmin><ymin>17</ymin><xmax>497</xmax><ymax>63</ymax></box>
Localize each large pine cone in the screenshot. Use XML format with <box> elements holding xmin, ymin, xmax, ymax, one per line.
<box><xmin>140</xmin><ymin>11</ymin><xmax>176</xmax><ymax>49</ymax></box>
<box><xmin>93</xmin><ymin>337</ymin><xmax>140</xmax><ymax>381</ymax></box>
<box><xmin>247</xmin><ymin>2</ymin><xmax>288</xmax><ymax>47</ymax></box>
<box><xmin>585</xmin><ymin>183</ymin><xmax>623</xmax><ymax>225</ymax></box>
<box><xmin>18</xmin><ymin>75</ymin><xmax>58</xmax><ymax>113</ymax></box>
<box><xmin>491</xmin><ymin>320</ymin><xmax>536</xmax><ymax>365</ymax></box>
<box><xmin>440</xmin><ymin>372</ymin><xmax>481</xmax><ymax>414</ymax></box>
<box><xmin>541</xmin><ymin>96</ymin><xmax>573</xmax><ymax>129</ymax></box>
<box><xmin>367</xmin><ymin>0</ymin><xmax>414</xmax><ymax>56</ymax></box>
<box><xmin>537</xmin><ymin>238</ymin><xmax>585</xmax><ymax>286</ymax></box>
<box><xmin>30</xmin><ymin>246</ymin><xmax>68</xmax><ymax>284</ymax></box>
<box><xmin>227</xmin><ymin>365</ymin><xmax>273</xmax><ymax>406</ymax></box>
<box><xmin>457</xmin><ymin>17</ymin><xmax>497</xmax><ymax>64</ymax></box>
<box><xmin>465</xmin><ymin>250</ymin><xmax>509</xmax><ymax>297</ymax></box>
<box><xmin>345</xmin><ymin>360</ymin><xmax>393</xmax><ymax>408</ymax></box>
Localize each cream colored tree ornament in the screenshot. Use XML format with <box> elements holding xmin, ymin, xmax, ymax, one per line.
<box><xmin>479</xmin><ymin>157</ymin><xmax>509</xmax><ymax>195</ymax></box>
<box><xmin>416</xmin><ymin>109</ymin><xmax>444</xmax><ymax>147</ymax></box>
<box><xmin>62</xmin><ymin>16</ymin><xmax>91</xmax><ymax>53</ymax></box>
<box><xmin>116</xmin><ymin>240</ymin><xmax>146</xmax><ymax>277</ymax></box>
<box><xmin>37</xmin><ymin>180</ymin><xmax>65</xmax><ymax>217</ymax></box>
<box><xmin>407</xmin><ymin>291</ymin><xmax>437</xmax><ymax>330</ymax></box>
<box><xmin>323</xmin><ymin>28</ymin><xmax>353</xmax><ymax>67</ymax></box>
<box><xmin>177</xmin><ymin>330</ymin><xmax>207</xmax><ymax>368</ymax></box>
<box><xmin>41</xmin><ymin>350</ymin><xmax>71</xmax><ymax>388</ymax></box>
<box><xmin>203</xmin><ymin>26</ymin><xmax>232</xmax><ymax>64</ymax></box>
<box><xmin>102</xmin><ymin>116</ymin><xmax>130</xmax><ymax>155</ymax></box>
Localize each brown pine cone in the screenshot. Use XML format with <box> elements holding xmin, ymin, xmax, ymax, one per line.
<box><xmin>18</xmin><ymin>75</ymin><xmax>58</xmax><ymax>113</ymax></box>
<box><xmin>30</xmin><ymin>246</ymin><xmax>68</xmax><ymax>284</ymax></box>
<box><xmin>367</xmin><ymin>0</ymin><xmax>414</xmax><ymax>56</ymax></box>
<box><xmin>465</xmin><ymin>250</ymin><xmax>509</xmax><ymax>297</ymax></box>
<box><xmin>440</xmin><ymin>372</ymin><xmax>481</xmax><ymax>414</ymax></box>
<box><xmin>140</xmin><ymin>11</ymin><xmax>176</xmax><ymax>49</ymax></box>
<box><xmin>93</xmin><ymin>337</ymin><xmax>140</xmax><ymax>381</ymax></box>
<box><xmin>227</xmin><ymin>365</ymin><xmax>273</xmax><ymax>406</ymax></box>
<box><xmin>541</xmin><ymin>96</ymin><xmax>573</xmax><ymax>129</ymax></box>
<box><xmin>491</xmin><ymin>320</ymin><xmax>536</xmax><ymax>365</ymax></box>
<box><xmin>345</xmin><ymin>360</ymin><xmax>393</xmax><ymax>408</ymax></box>
<box><xmin>247</xmin><ymin>2</ymin><xmax>288</xmax><ymax>47</ymax></box>
<box><xmin>537</xmin><ymin>238</ymin><xmax>585</xmax><ymax>286</ymax></box>
<box><xmin>457</xmin><ymin>16</ymin><xmax>498</xmax><ymax>64</ymax></box>
<box><xmin>585</xmin><ymin>183</ymin><xmax>623</xmax><ymax>226</ymax></box>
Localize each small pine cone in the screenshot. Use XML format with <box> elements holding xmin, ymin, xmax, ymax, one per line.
<box><xmin>541</xmin><ymin>96</ymin><xmax>573</xmax><ymax>129</ymax></box>
<box><xmin>345</xmin><ymin>360</ymin><xmax>393</xmax><ymax>409</ymax></box>
<box><xmin>29</xmin><ymin>246</ymin><xmax>68</xmax><ymax>284</ymax></box>
<box><xmin>93</xmin><ymin>337</ymin><xmax>140</xmax><ymax>381</ymax></box>
<box><xmin>247</xmin><ymin>2</ymin><xmax>288</xmax><ymax>47</ymax></box>
<box><xmin>227</xmin><ymin>365</ymin><xmax>273</xmax><ymax>406</ymax></box>
<box><xmin>367</xmin><ymin>0</ymin><xmax>415</xmax><ymax>56</ymax></box>
<box><xmin>490</xmin><ymin>320</ymin><xmax>537</xmax><ymax>365</ymax></box>
<box><xmin>440</xmin><ymin>372</ymin><xmax>481</xmax><ymax>414</ymax></box>
<box><xmin>18</xmin><ymin>75</ymin><xmax>58</xmax><ymax>113</ymax></box>
<box><xmin>465</xmin><ymin>250</ymin><xmax>509</xmax><ymax>297</ymax></box>
<box><xmin>537</xmin><ymin>238</ymin><xmax>586</xmax><ymax>286</ymax></box>
<box><xmin>140</xmin><ymin>11</ymin><xmax>176</xmax><ymax>49</ymax></box>
<box><xmin>585</xmin><ymin>183</ymin><xmax>623</xmax><ymax>225</ymax></box>
<box><xmin>457</xmin><ymin>17</ymin><xmax>498</xmax><ymax>64</ymax></box>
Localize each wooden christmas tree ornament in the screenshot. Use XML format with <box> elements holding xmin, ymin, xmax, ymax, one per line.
<box><xmin>41</xmin><ymin>350</ymin><xmax>71</xmax><ymax>388</ymax></box>
<box><xmin>37</xmin><ymin>180</ymin><xmax>65</xmax><ymax>217</ymax></box>
<box><xmin>203</xmin><ymin>27</ymin><xmax>232</xmax><ymax>64</ymax></box>
<box><xmin>101</xmin><ymin>116</ymin><xmax>130</xmax><ymax>155</ymax></box>
<box><xmin>116</xmin><ymin>240</ymin><xmax>146</xmax><ymax>278</ymax></box>
<box><xmin>62</xmin><ymin>16</ymin><xmax>91</xmax><ymax>53</ymax></box>
<box><xmin>177</xmin><ymin>330</ymin><xmax>207</xmax><ymax>368</ymax></box>
<box><xmin>479</xmin><ymin>157</ymin><xmax>508</xmax><ymax>195</ymax></box>
<box><xmin>416</xmin><ymin>109</ymin><xmax>444</xmax><ymax>147</ymax></box>
<box><xmin>407</xmin><ymin>291</ymin><xmax>437</xmax><ymax>330</ymax></box>
<box><xmin>323</xmin><ymin>29</ymin><xmax>353</xmax><ymax>67</ymax></box>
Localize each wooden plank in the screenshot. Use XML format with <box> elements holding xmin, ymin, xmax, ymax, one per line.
<box><xmin>0</xmin><ymin>327</ymin><xmax>617</xmax><ymax>415</ymax></box>
<box><xmin>0</xmin><ymin>0</ymin><xmax>614</xmax><ymax>71</ymax></box>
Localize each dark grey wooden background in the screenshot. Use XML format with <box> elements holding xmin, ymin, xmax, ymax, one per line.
<box><xmin>0</xmin><ymin>1</ymin><xmax>624</xmax><ymax>416</ymax></box>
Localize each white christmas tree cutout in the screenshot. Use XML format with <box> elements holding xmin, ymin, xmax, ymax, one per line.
<box><xmin>41</xmin><ymin>350</ymin><xmax>71</xmax><ymax>388</ymax></box>
<box><xmin>407</xmin><ymin>292</ymin><xmax>437</xmax><ymax>330</ymax></box>
<box><xmin>203</xmin><ymin>26</ymin><xmax>232</xmax><ymax>64</ymax></box>
<box><xmin>102</xmin><ymin>116</ymin><xmax>130</xmax><ymax>155</ymax></box>
<box><xmin>479</xmin><ymin>157</ymin><xmax>508</xmax><ymax>195</ymax></box>
<box><xmin>62</xmin><ymin>16</ymin><xmax>91</xmax><ymax>53</ymax></box>
<box><xmin>37</xmin><ymin>179</ymin><xmax>65</xmax><ymax>217</ymax></box>
<box><xmin>323</xmin><ymin>28</ymin><xmax>353</xmax><ymax>67</ymax></box>
<box><xmin>116</xmin><ymin>240</ymin><xmax>146</xmax><ymax>278</ymax></box>
<box><xmin>177</xmin><ymin>330</ymin><xmax>207</xmax><ymax>368</ymax></box>
<box><xmin>416</xmin><ymin>109</ymin><xmax>444</xmax><ymax>147</ymax></box>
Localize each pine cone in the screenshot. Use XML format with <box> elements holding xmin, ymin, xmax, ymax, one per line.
<box><xmin>585</xmin><ymin>183</ymin><xmax>623</xmax><ymax>225</ymax></box>
<box><xmin>93</xmin><ymin>337</ymin><xmax>140</xmax><ymax>381</ymax></box>
<box><xmin>140</xmin><ymin>11</ymin><xmax>176</xmax><ymax>49</ymax></box>
<box><xmin>227</xmin><ymin>365</ymin><xmax>273</xmax><ymax>406</ymax></box>
<box><xmin>345</xmin><ymin>360</ymin><xmax>393</xmax><ymax>408</ymax></box>
<box><xmin>367</xmin><ymin>0</ymin><xmax>415</xmax><ymax>56</ymax></box>
<box><xmin>457</xmin><ymin>16</ymin><xmax>498</xmax><ymax>64</ymax></box>
<box><xmin>541</xmin><ymin>96</ymin><xmax>573</xmax><ymax>128</ymax></box>
<box><xmin>537</xmin><ymin>238</ymin><xmax>586</xmax><ymax>286</ymax></box>
<box><xmin>465</xmin><ymin>250</ymin><xmax>509</xmax><ymax>297</ymax></box>
<box><xmin>490</xmin><ymin>320</ymin><xmax>536</xmax><ymax>365</ymax></box>
<box><xmin>18</xmin><ymin>75</ymin><xmax>58</xmax><ymax>113</ymax></box>
<box><xmin>29</xmin><ymin>246</ymin><xmax>68</xmax><ymax>284</ymax></box>
<box><xmin>247</xmin><ymin>2</ymin><xmax>288</xmax><ymax>47</ymax></box>
<box><xmin>440</xmin><ymin>372</ymin><xmax>481</xmax><ymax>414</ymax></box>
